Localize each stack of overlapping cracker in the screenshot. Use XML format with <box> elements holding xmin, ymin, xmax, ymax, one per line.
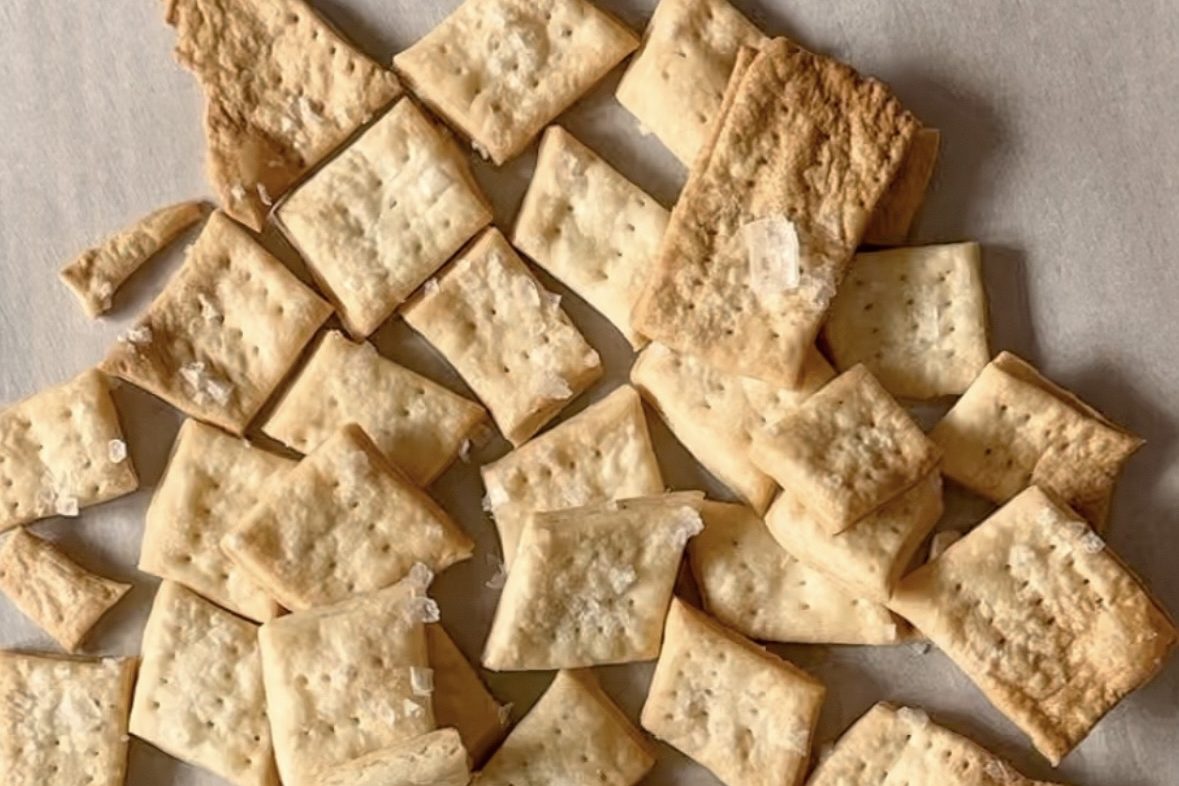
<box><xmin>0</xmin><ymin>0</ymin><xmax>1173</xmax><ymax>784</ymax></box>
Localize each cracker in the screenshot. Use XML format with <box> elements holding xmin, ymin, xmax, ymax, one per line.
<box><xmin>0</xmin><ymin>368</ymin><xmax>138</xmax><ymax>531</ymax></box>
<box><xmin>140</xmin><ymin>419</ymin><xmax>291</xmax><ymax>622</ymax></box>
<box><xmin>861</xmin><ymin>128</ymin><xmax>942</xmax><ymax>246</ymax></box>
<box><xmin>129</xmin><ymin>582</ymin><xmax>277</xmax><ymax>786</ymax></box>
<box><xmin>483</xmin><ymin>493</ymin><xmax>704</xmax><ymax>670</ymax></box>
<box><xmin>263</xmin><ymin>331</ymin><xmax>487</xmax><ymax>486</ymax></box>
<box><xmin>166</xmin><ymin>0</ymin><xmax>402</xmax><ymax>230</ymax></box>
<box><xmin>59</xmin><ymin>200</ymin><xmax>209</xmax><ymax>317</ymax></box>
<box><xmin>823</xmin><ymin>242</ymin><xmax>990</xmax><ymax>399</ymax></box>
<box><xmin>480</xmin><ymin>385</ymin><xmax>663</xmax><ymax>565</ymax></box>
<box><xmin>320</xmin><ymin>728</ymin><xmax>470</xmax><ymax>786</ymax></box>
<box><xmin>889</xmin><ymin>486</ymin><xmax>1177</xmax><ymax>764</ymax></box>
<box><xmin>0</xmin><ymin>528</ymin><xmax>130</xmax><ymax>652</ymax></box>
<box><xmin>633</xmin><ymin>39</ymin><xmax>919</xmax><ymax>387</ymax></box>
<box><xmin>752</xmin><ymin>365</ymin><xmax>940</xmax><ymax>534</ymax></box>
<box><xmin>928</xmin><ymin>529</ymin><xmax>962</xmax><ymax>561</ymax></box>
<box><xmin>402</xmin><ymin>228</ymin><xmax>602</xmax><ymax>446</ymax></box>
<box><xmin>276</xmin><ymin>99</ymin><xmax>493</xmax><ymax>338</ymax></box>
<box><xmin>99</xmin><ymin>212</ymin><xmax>332</xmax><ymax>434</ymax></box>
<box><xmin>224</xmin><ymin>424</ymin><xmax>473</xmax><ymax>611</ymax></box>
<box><xmin>427</xmin><ymin>624</ymin><xmax>506</xmax><ymax>764</ymax></box>
<box><xmin>929</xmin><ymin>351</ymin><xmax>1142</xmax><ymax>528</ymax></box>
<box><xmin>512</xmin><ymin>126</ymin><xmax>668</xmax><ymax>348</ymax></box>
<box><xmin>631</xmin><ymin>342</ymin><xmax>833</xmax><ymax>513</ymax></box>
<box><xmin>393</xmin><ymin>0</ymin><xmax>638</xmax><ymax>165</ymax></box>
<box><xmin>0</xmin><ymin>650</ymin><xmax>137</xmax><ymax>786</ymax></box>
<box><xmin>641</xmin><ymin>599</ymin><xmax>825</xmax><ymax>786</ymax></box>
<box><xmin>476</xmin><ymin>669</ymin><xmax>654</xmax><ymax>786</ymax></box>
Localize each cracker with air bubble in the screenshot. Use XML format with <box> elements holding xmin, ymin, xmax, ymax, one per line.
<box><xmin>320</xmin><ymin>728</ymin><xmax>470</xmax><ymax>786</ymax></box>
<box><xmin>862</xmin><ymin>128</ymin><xmax>941</xmax><ymax>246</ymax></box>
<box><xmin>889</xmin><ymin>486</ymin><xmax>1177</xmax><ymax>764</ymax></box>
<box><xmin>427</xmin><ymin>624</ymin><xmax>506</xmax><ymax>763</ymax></box>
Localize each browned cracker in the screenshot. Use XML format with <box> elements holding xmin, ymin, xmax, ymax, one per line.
<box><xmin>862</xmin><ymin>128</ymin><xmax>942</xmax><ymax>246</ymax></box>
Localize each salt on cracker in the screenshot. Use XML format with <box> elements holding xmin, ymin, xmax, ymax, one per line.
<box><xmin>59</xmin><ymin>200</ymin><xmax>209</xmax><ymax>317</ymax></box>
<box><xmin>402</xmin><ymin>228</ymin><xmax>602</xmax><ymax>446</ymax></box>
<box><xmin>512</xmin><ymin>125</ymin><xmax>668</xmax><ymax>348</ymax></box>
<box><xmin>100</xmin><ymin>211</ymin><xmax>332</xmax><ymax>435</ymax></box>
<box><xmin>393</xmin><ymin>0</ymin><xmax>638</xmax><ymax>165</ymax></box>
<box><xmin>823</xmin><ymin>242</ymin><xmax>990</xmax><ymax>399</ymax></box>
<box><xmin>641</xmin><ymin>598</ymin><xmax>825</xmax><ymax>786</ymax></box>
<box><xmin>0</xmin><ymin>368</ymin><xmax>138</xmax><ymax>531</ymax></box>
<box><xmin>166</xmin><ymin>0</ymin><xmax>402</xmax><ymax>230</ymax></box>
<box><xmin>476</xmin><ymin>669</ymin><xmax>654</xmax><ymax>786</ymax></box>
<box><xmin>320</xmin><ymin>728</ymin><xmax>470</xmax><ymax>786</ymax></box>
<box><xmin>427</xmin><ymin>624</ymin><xmax>506</xmax><ymax>764</ymax></box>
<box><xmin>862</xmin><ymin>128</ymin><xmax>941</xmax><ymax>246</ymax></box>
<box><xmin>130</xmin><ymin>582</ymin><xmax>277</xmax><ymax>786</ymax></box>
<box><xmin>889</xmin><ymin>486</ymin><xmax>1177</xmax><ymax>764</ymax></box>
<box><xmin>262</xmin><ymin>330</ymin><xmax>487</xmax><ymax>486</ymax></box>
<box><xmin>276</xmin><ymin>98</ymin><xmax>493</xmax><ymax>338</ymax></box>
<box><xmin>0</xmin><ymin>528</ymin><xmax>130</xmax><ymax>652</ymax></box>
<box><xmin>480</xmin><ymin>385</ymin><xmax>663</xmax><ymax>565</ymax></box>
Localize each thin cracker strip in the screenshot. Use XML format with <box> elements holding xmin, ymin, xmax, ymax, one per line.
<box><xmin>861</xmin><ymin>127</ymin><xmax>941</xmax><ymax>246</ymax></box>
<box><xmin>319</xmin><ymin>728</ymin><xmax>470</xmax><ymax>786</ymax></box>
<box><xmin>427</xmin><ymin>624</ymin><xmax>506</xmax><ymax>764</ymax></box>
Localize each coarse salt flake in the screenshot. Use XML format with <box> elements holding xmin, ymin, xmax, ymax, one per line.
<box><xmin>119</xmin><ymin>325</ymin><xmax>153</xmax><ymax>345</ymax></box>
<box><xmin>485</xmin><ymin>556</ymin><xmax>508</xmax><ymax>590</ymax></box>
<box><xmin>1079</xmin><ymin>530</ymin><xmax>1106</xmax><ymax>554</ymax></box>
<box><xmin>897</xmin><ymin>706</ymin><xmax>930</xmax><ymax>729</ymax></box>
<box><xmin>107</xmin><ymin>439</ymin><xmax>127</xmax><ymax>464</ymax></box>
<box><xmin>409</xmin><ymin>666</ymin><xmax>434</xmax><ymax>696</ymax></box>
<box><xmin>743</xmin><ymin>216</ymin><xmax>801</xmax><ymax>298</ymax></box>
<box><xmin>55</xmin><ymin>495</ymin><xmax>79</xmax><ymax>518</ymax></box>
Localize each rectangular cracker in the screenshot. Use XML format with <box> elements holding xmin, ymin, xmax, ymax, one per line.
<box><xmin>320</xmin><ymin>728</ymin><xmax>470</xmax><ymax>786</ymax></box>
<box><xmin>480</xmin><ymin>385</ymin><xmax>664</xmax><ymax>565</ymax></box>
<box><xmin>633</xmin><ymin>38</ymin><xmax>919</xmax><ymax>387</ymax></box>
<box><xmin>889</xmin><ymin>486</ymin><xmax>1177</xmax><ymax>764</ymax></box>
<box><xmin>476</xmin><ymin>669</ymin><xmax>654</xmax><ymax>786</ymax></box>
<box><xmin>0</xmin><ymin>650</ymin><xmax>137</xmax><ymax>786</ymax></box>
<box><xmin>0</xmin><ymin>368</ymin><xmax>139</xmax><ymax>531</ymax></box>
<box><xmin>862</xmin><ymin>128</ymin><xmax>941</xmax><ymax>246</ymax></box>
<box><xmin>402</xmin><ymin>228</ymin><xmax>602</xmax><ymax>446</ymax></box>
<box><xmin>262</xmin><ymin>330</ymin><xmax>487</xmax><ymax>486</ymax></box>
<box><xmin>512</xmin><ymin>126</ymin><xmax>668</xmax><ymax>348</ymax></box>
<box><xmin>130</xmin><ymin>582</ymin><xmax>277</xmax><ymax>786</ymax></box>
<box><xmin>0</xmin><ymin>528</ymin><xmax>130</xmax><ymax>652</ymax></box>
<box><xmin>427</xmin><ymin>624</ymin><xmax>506</xmax><ymax>763</ymax></box>
<box><xmin>277</xmin><ymin>98</ymin><xmax>493</xmax><ymax>337</ymax></box>
<box><xmin>59</xmin><ymin>200</ymin><xmax>209</xmax><ymax>317</ymax></box>
<box><xmin>140</xmin><ymin>419</ymin><xmax>292</xmax><ymax>622</ymax></box>
<box><xmin>823</xmin><ymin>242</ymin><xmax>990</xmax><ymax>399</ymax></box>
<box><xmin>100</xmin><ymin>211</ymin><xmax>332</xmax><ymax>434</ymax></box>
<box><xmin>393</xmin><ymin>0</ymin><xmax>639</xmax><ymax>164</ymax></box>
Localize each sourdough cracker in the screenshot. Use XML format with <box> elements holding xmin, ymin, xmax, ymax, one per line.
<box><xmin>427</xmin><ymin>624</ymin><xmax>506</xmax><ymax>763</ymax></box>
<box><xmin>320</xmin><ymin>728</ymin><xmax>470</xmax><ymax>786</ymax></box>
<box><xmin>862</xmin><ymin>127</ymin><xmax>942</xmax><ymax>246</ymax></box>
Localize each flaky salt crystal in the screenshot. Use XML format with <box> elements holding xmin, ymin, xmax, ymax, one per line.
<box><xmin>423</xmin><ymin>278</ymin><xmax>441</xmax><ymax>296</ymax></box>
<box><xmin>910</xmin><ymin>641</ymin><xmax>932</xmax><ymax>656</ymax></box>
<box><xmin>668</xmin><ymin>509</ymin><xmax>705</xmax><ymax>548</ymax></box>
<box><xmin>897</xmin><ymin>706</ymin><xmax>930</xmax><ymax>729</ymax></box>
<box><xmin>229</xmin><ymin>184</ymin><xmax>247</xmax><ymax>202</ymax></box>
<box><xmin>408</xmin><ymin>596</ymin><xmax>441</xmax><ymax>624</ymax></box>
<box><xmin>119</xmin><ymin>325</ymin><xmax>153</xmax><ymax>346</ymax></box>
<box><xmin>196</xmin><ymin>293</ymin><xmax>220</xmax><ymax>322</ymax></box>
<box><xmin>539</xmin><ymin>374</ymin><xmax>573</xmax><ymax>401</ymax></box>
<box><xmin>606</xmin><ymin>565</ymin><xmax>637</xmax><ymax>594</ymax></box>
<box><xmin>180</xmin><ymin>361</ymin><xmax>206</xmax><ymax>391</ymax></box>
<box><xmin>55</xmin><ymin>495</ymin><xmax>79</xmax><ymax>518</ymax></box>
<box><xmin>406</xmin><ymin>562</ymin><xmax>434</xmax><ymax>591</ymax></box>
<box><xmin>205</xmin><ymin>377</ymin><xmax>232</xmax><ymax>406</ymax></box>
<box><xmin>107</xmin><ymin>439</ymin><xmax>127</xmax><ymax>464</ymax></box>
<box><xmin>780</xmin><ymin>726</ymin><xmax>809</xmax><ymax>755</ymax></box>
<box><xmin>743</xmin><ymin>216</ymin><xmax>801</xmax><ymax>297</ymax></box>
<box><xmin>257</xmin><ymin>184</ymin><xmax>273</xmax><ymax>206</ymax></box>
<box><xmin>1080</xmin><ymin>530</ymin><xmax>1106</xmax><ymax>554</ymax></box>
<box><xmin>497</xmin><ymin>702</ymin><xmax>513</xmax><ymax>726</ymax></box>
<box><xmin>402</xmin><ymin>698</ymin><xmax>424</xmax><ymax>718</ymax></box>
<box><xmin>409</xmin><ymin>666</ymin><xmax>434</xmax><ymax>696</ymax></box>
<box><xmin>485</xmin><ymin>556</ymin><xmax>508</xmax><ymax>590</ymax></box>
<box><xmin>458</xmin><ymin>439</ymin><xmax>471</xmax><ymax>463</ymax></box>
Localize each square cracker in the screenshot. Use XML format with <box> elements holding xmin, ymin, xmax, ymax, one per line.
<box><xmin>0</xmin><ymin>528</ymin><xmax>130</xmax><ymax>652</ymax></box>
<box><xmin>0</xmin><ymin>650</ymin><xmax>137</xmax><ymax>786</ymax></box>
<box><xmin>512</xmin><ymin>126</ymin><xmax>668</xmax><ymax>349</ymax></box>
<box><xmin>99</xmin><ymin>211</ymin><xmax>332</xmax><ymax>435</ymax></box>
<box><xmin>631</xmin><ymin>342</ymin><xmax>833</xmax><ymax>513</ymax></box>
<box><xmin>223</xmin><ymin>424</ymin><xmax>473</xmax><ymax>611</ymax></box>
<box><xmin>166</xmin><ymin>0</ymin><xmax>402</xmax><ymax>231</ymax></box>
<box><xmin>483</xmin><ymin>493</ymin><xmax>704</xmax><ymax>670</ymax></box>
<box><xmin>319</xmin><ymin>728</ymin><xmax>470</xmax><ymax>786</ymax></box>
<box><xmin>0</xmin><ymin>369</ymin><xmax>138</xmax><ymax>531</ymax></box>
<box><xmin>823</xmin><ymin>242</ymin><xmax>990</xmax><ymax>399</ymax></box>
<box><xmin>480</xmin><ymin>385</ymin><xmax>663</xmax><ymax>565</ymax></box>
<box><xmin>689</xmin><ymin>501</ymin><xmax>905</xmax><ymax>645</ymax></box>
<box><xmin>427</xmin><ymin>624</ymin><xmax>506</xmax><ymax>763</ymax></box>
<box><xmin>392</xmin><ymin>0</ymin><xmax>638</xmax><ymax>165</ymax></box>
<box><xmin>476</xmin><ymin>669</ymin><xmax>654</xmax><ymax>786</ymax></box>
<box><xmin>130</xmin><ymin>582</ymin><xmax>277</xmax><ymax>786</ymax></box>
<box><xmin>140</xmin><ymin>419</ymin><xmax>292</xmax><ymax>622</ymax></box>
<box><xmin>929</xmin><ymin>351</ymin><xmax>1142</xmax><ymax>528</ymax></box>
<box><xmin>633</xmin><ymin>38</ymin><xmax>919</xmax><ymax>387</ymax></box>
<box><xmin>262</xmin><ymin>330</ymin><xmax>487</xmax><ymax>486</ymax></box>
<box><xmin>751</xmin><ymin>364</ymin><xmax>941</xmax><ymax>535</ymax></box>
<box><xmin>862</xmin><ymin>128</ymin><xmax>942</xmax><ymax>246</ymax></box>
<box><xmin>402</xmin><ymin>228</ymin><xmax>602</xmax><ymax>446</ymax></box>
<box><xmin>889</xmin><ymin>486</ymin><xmax>1177</xmax><ymax>764</ymax></box>
<box><xmin>276</xmin><ymin>98</ymin><xmax>493</xmax><ymax>338</ymax></box>
<box><xmin>641</xmin><ymin>598</ymin><xmax>825</xmax><ymax>786</ymax></box>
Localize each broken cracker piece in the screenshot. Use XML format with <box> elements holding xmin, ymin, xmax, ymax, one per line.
<box><xmin>427</xmin><ymin>624</ymin><xmax>506</xmax><ymax>764</ymax></box>
<box><xmin>319</xmin><ymin>728</ymin><xmax>470</xmax><ymax>786</ymax></box>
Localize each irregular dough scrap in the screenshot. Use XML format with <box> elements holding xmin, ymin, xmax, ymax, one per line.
<box><xmin>319</xmin><ymin>728</ymin><xmax>470</xmax><ymax>786</ymax></box>
<box><xmin>426</xmin><ymin>624</ymin><xmax>507</xmax><ymax>764</ymax></box>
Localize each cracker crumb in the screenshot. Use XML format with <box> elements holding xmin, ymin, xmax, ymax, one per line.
<box><xmin>107</xmin><ymin>438</ymin><xmax>127</xmax><ymax>464</ymax></box>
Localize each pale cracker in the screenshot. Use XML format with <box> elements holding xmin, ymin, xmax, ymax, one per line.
<box><xmin>0</xmin><ymin>528</ymin><xmax>130</xmax><ymax>652</ymax></box>
<box><xmin>130</xmin><ymin>582</ymin><xmax>277</xmax><ymax>786</ymax></box>
<box><xmin>480</xmin><ymin>385</ymin><xmax>663</xmax><ymax>565</ymax></box>
<box><xmin>140</xmin><ymin>419</ymin><xmax>291</xmax><ymax>622</ymax></box>
<box><xmin>99</xmin><ymin>211</ymin><xmax>332</xmax><ymax>435</ymax></box>
<box><xmin>320</xmin><ymin>728</ymin><xmax>470</xmax><ymax>786</ymax></box>
<box><xmin>889</xmin><ymin>486</ymin><xmax>1177</xmax><ymax>764</ymax></box>
<box><xmin>427</xmin><ymin>623</ymin><xmax>506</xmax><ymax>764</ymax></box>
<box><xmin>402</xmin><ymin>228</ymin><xmax>602</xmax><ymax>446</ymax></box>
<box><xmin>477</xmin><ymin>669</ymin><xmax>654</xmax><ymax>786</ymax></box>
<box><xmin>59</xmin><ymin>200</ymin><xmax>209</xmax><ymax>317</ymax></box>
<box><xmin>0</xmin><ymin>650</ymin><xmax>137</xmax><ymax>786</ymax></box>
<box><xmin>277</xmin><ymin>98</ymin><xmax>493</xmax><ymax>338</ymax></box>
<box><xmin>393</xmin><ymin>0</ymin><xmax>638</xmax><ymax>165</ymax></box>
<box><xmin>512</xmin><ymin>125</ymin><xmax>668</xmax><ymax>348</ymax></box>
<box><xmin>166</xmin><ymin>0</ymin><xmax>402</xmax><ymax>230</ymax></box>
<box><xmin>0</xmin><ymin>368</ymin><xmax>138</xmax><ymax>531</ymax></box>
<box><xmin>641</xmin><ymin>598</ymin><xmax>825</xmax><ymax>786</ymax></box>
<box><xmin>262</xmin><ymin>330</ymin><xmax>487</xmax><ymax>486</ymax></box>
<box><xmin>862</xmin><ymin>127</ymin><xmax>941</xmax><ymax>246</ymax></box>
